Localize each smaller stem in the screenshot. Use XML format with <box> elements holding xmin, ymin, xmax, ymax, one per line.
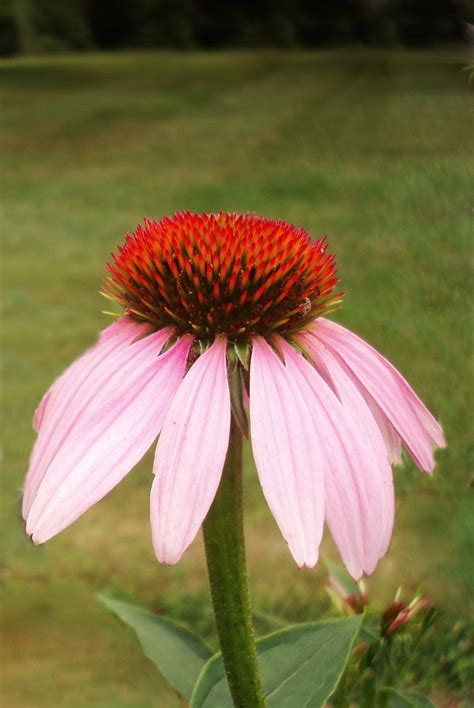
<box><xmin>202</xmin><ymin>419</ymin><xmax>267</xmax><ymax>707</ymax></box>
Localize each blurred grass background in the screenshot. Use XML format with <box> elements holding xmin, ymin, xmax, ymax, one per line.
<box><xmin>0</xmin><ymin>49</ymin><xmax>472</xmax><ymax>706</ymax></box>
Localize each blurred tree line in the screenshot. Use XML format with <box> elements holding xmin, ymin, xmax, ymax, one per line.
<box><xmin>0</xmin><ymin>0</ymin><xmax>471</xmax><ymax>56</ymax></box>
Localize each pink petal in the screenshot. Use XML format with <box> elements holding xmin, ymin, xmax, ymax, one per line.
<box><xmin>249</xmin><ymin>337</ymin><xmax>325</xmax><ymax>569</ymax></box>
<box><xmin>23</xmin><ymin>319</ymin><xmax>160</xmax><ymax>518</ymax></box>
<box><xmin>32</xmin><ymin>389</ymin><xmax>52</xmax><ymax>432</ymax></box>
<box><xmin>31</xmin><ymin>319</ymin><xmax>145</xmax><ymax>432</ymax></box>
<box><xmin>299</xmin><ymin>333</ymin><xmax>395</xmax><ymax>573</ymax></box>
<box><xmin>364</xmin><ymin>396</ymin><xmax>402</xmax><ymax>466</ymax></box>
<box><xmin>151</xmin><ymin>337</ymin><xmax>231</xmax><ymax>564</ymax></box>
<box><xmin>25</xmin><ymin>336</ymin><xmax>191</xmax><ymax>543</ymax></box>
<box><xmin>300</xmin><ymin>336</ymin><xmax>402</xmax><ymax>467</ymax></box>
<box><xmin>313</xmin><ymin>318</ymin><xmax>445</xmax><ymax>472</ymax></box>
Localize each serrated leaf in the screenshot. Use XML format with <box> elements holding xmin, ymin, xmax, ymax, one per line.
<box><xmin>97</xmin><ymin>594</ymin><xmax>212</xmax><ymax>701</ymax></box>
<box><xmin>383</xmin><ymin>687</ymin><xmax>435</xmax><ymax>707</ymax></box>
<box><xmin>191</xmin><ymin>615</ymin><xmax>363</xmax><ymax>707</ymax></box>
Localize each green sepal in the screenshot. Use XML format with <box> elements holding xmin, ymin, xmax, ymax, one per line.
<box><xmin>288</xmin><ymin>332</ymin><xmax>317</xmax><ymax>365</ymax></box>
<box><xmin>159</xmin><ymin>333</ymin><xmax>180</xmax><ymax>354</ymax></box>
<box><xmin>227</xmin><ymin>360</ymin><xmax>249</xmax><ymax>438</ymax></box>
<box><xmin>198</xmin><ymin>339</ymin><xmax>211</xmax><ymax>356</ymax></box>
<box><xmin>412</xmin><ymin>606</ymin><xmax>437</xmax><ymax>649</ymax></box>
<box><xmin>233</xmin><ymin>341</ymin><xmax>250</xmax><ymax>370</ymax></box>
<box><xmin>101</xmin><ymin>310</ymin><xmax>124</xmax><ymax>318</ymax></box>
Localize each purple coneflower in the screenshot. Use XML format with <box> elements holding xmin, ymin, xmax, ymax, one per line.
<box><xmin>23</xmin><ymin>211</ymin><xmax>445</xmax><ymax>579</ymax></box>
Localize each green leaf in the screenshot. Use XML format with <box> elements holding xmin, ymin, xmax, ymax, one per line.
<box><xmin>97</xmin><ymin>594</ymin><xmax>213</xmax><ymax>701</ymax></box>
<box><xmin>358</xmin><ymin>613</ymin><xmax>381</xmax><ymax>643</ymax></box>
<box><xmin>383</xmin><ymin>687</ymin><xmax>435</xmax><ymax>707</ymax></box>
<box><xmin>252</xmin><ymin>608</ymin><xmax>287</xmax><ymax>631</ymax></box>
<box><xmin>191</xmin><ymin>615</ymin><xmax>363</xmax><ymax>707</ymax></box>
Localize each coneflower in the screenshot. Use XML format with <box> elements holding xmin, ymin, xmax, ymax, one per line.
<box><xmin>24</xmin><ymin>210</ymin><xmax>445</xmax><ymax>573</ymax></box>
<box><xmin>23</xmin><ymin>211</ymin><xmax>445</xmax><ymax>706</ymax></box>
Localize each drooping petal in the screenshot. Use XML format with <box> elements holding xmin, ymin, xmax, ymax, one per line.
<box><xmin>298</xmin><ymin>333</ymin><xmax>395</xmax><ymax>573</ymax></box>
<box><xmin>151</xmin><ymin>337</ymin><xmax>231</xmax><ymax>565</ymax></box>
<box><xmin>363</xmin><ymin>396</ymin><xmax>402</xmax><ymax>466</ymax></box>
<box><xmin>299</xmin><ymin>335</ymin><xmax>402</xmax><ymax>467</ymax></box>
<box><xmin>32</xmin><ymin>389</ymin><xmax>52</xmax><ymax>432</ymax></box>
<box><xmin>249</xmin><ymin>337</ymin><xmax>325</xmax><ymax>569</ymax></box>
<box><xmin>31</xmin><ymin>318</ymin><xmax>149</xmax><ymax>433</ymax></box>
<box><xmin>25</xmin><ymin>336</ymin><xmax>192</xmax><ymax>543</ymax></box>
<box><xmin>313</xmin><ymin>318</ymin><xmax>445</xmax><ymax>472</ymax></box>
<box><xmin>23</xmin><ymin>319</ymin><xmax>162</xmax><ymax>518</ymax></box>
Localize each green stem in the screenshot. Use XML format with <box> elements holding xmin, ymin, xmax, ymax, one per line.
<box><xmin>202</xmin><ymin>418</ymin><xmax>267</xmax><ymax>707</ymax></box>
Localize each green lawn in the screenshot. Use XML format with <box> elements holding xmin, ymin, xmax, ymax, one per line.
<box><xmin>1</xmin><ymin>49</ymin><xmax>472</xmax><ymax>706</ymax></box>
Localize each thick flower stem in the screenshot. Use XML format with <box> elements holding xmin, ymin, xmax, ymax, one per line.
<box><xmin>202</xmin><ymin>419</ymin><xmax>267</xmax><ymax>707</ymax></box>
